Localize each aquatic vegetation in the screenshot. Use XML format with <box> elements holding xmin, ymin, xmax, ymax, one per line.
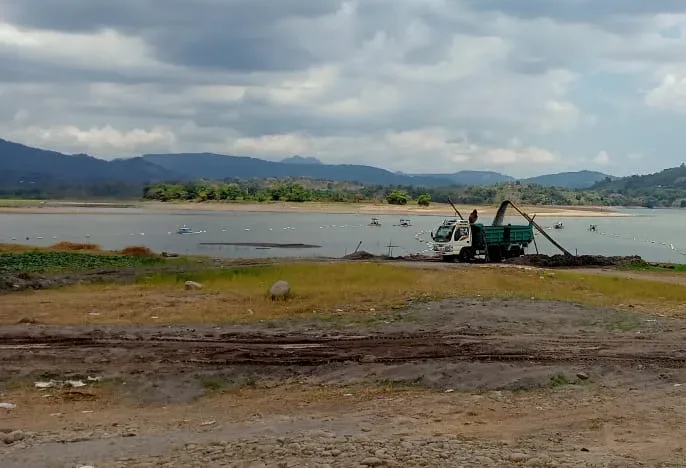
<box><xmin>0</xmin><ymin>251</ymin><xmax>163</xmax><ymax>273</ymax></box>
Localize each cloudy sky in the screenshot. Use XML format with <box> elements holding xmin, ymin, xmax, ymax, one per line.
<box><xmin>2</xmin><ymin>0</ymin><xmax>686</xmax><ymax>177</ymax></box>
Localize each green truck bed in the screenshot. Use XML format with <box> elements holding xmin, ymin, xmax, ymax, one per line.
<box><xmin>472</xmin><ymin>223</ymin><xmax>534</xmax><ymax>247</ymax></box>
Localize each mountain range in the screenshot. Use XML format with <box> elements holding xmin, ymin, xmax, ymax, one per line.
<box><xmin>1</xmin><ymin>137</ymin><xmax>615</xmax><ymax>190</ymax></box>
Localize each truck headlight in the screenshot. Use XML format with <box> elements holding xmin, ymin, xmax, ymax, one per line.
<box><xmin>444</xmin><ymin>245</ymin><xmax>453</xmax><ymax>252</ymax></box>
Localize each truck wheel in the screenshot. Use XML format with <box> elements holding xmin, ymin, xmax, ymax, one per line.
<box><xmin>509</xmin><ymin>246</ymin><xmax>523</xmax><ymax>258</ymax></box>
<box><xmin>487</xmin><ymin>246</ymin><xmax>502</xmax><ymax>263</ymax></box>
<box><xmin>458</xmin><ymin>248</ymin><xmax>473</xmax><ymax>263</ymax></box>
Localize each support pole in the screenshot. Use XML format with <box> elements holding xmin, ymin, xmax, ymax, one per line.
<box><xmin>531</xmin><ymin>214</ymin><xmax>540</xmax><ymax>254</ymax></box>
<box><xmin>494</xmin><ymin>200</ymin><xmax>573</xmax><ymax>257</ymax></box>
<box><xmin>447</xmin><ymin>197</ymin><xmax>464</xmax><ymax>220</ymax></box>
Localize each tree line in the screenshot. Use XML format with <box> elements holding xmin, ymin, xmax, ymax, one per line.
<box><xmin>140</xmin><ymin>179</ymin><xmax>686</xmax><ymax>208</ymax></box>
<box><xmin>5</xmin><ymin>176</ymin><xmax>686</xmax><ymax>209</ymax></box>
<box><xmin>142</xmin><ymin>180</ymin><xmax>434</xmax><ymax>205</ymax></box>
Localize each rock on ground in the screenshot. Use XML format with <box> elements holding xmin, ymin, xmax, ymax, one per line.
<box><xmin>184</xmin><ymin>281</ymin><xmax>203</xmax><ymax>290</ymax></box>
<box><xmin>270</xmin><ymin>280</ymin><xmax>291</xmax><ymax>300</ymax></box>
<box><xmin>3</xmin><ymin>430</ymin><xmax>25</xmax><ymax>444</ymax></box>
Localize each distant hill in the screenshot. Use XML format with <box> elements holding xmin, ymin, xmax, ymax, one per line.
<box><xmin>415</xmin><ymin>170</ymin><xmax>514</xmax><ymax>186</ymax></box>
<box><xmin>521</xmin><ymin>170</ymin><xmax>612</xmax><ymax>189</ymax></box>
<box><xmin>591</xmin><ymin>164</ymin><xmax>686</xmax><ymax>191</ymax></box>
<box><xmin>0</xmin><ymin>138</ymin><xmax>177</xmax><ymax>184</ymax></box>
<box><xmin>414</xmin><ymin>170</ymin><xmax>614</xmax><ymax>188</ymax></box>
<box><xmin>0</xmin><ymin>137</ymin><xmax>623</xmax><ymax>191</ymax></box>
<box><xmin>141</xmin><ymin>153</ymin><xmax>455</xmax><ymax>187</ymax></box>
<box><xmin>281</xmin><ymin>155</ymin><xmax>322</xmax><ymax>165</ymax></box>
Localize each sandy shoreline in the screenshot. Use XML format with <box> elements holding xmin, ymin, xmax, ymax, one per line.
<box><xmin>0</xmin><ymin>200</ymin><xmax>630</xmax><ymax>217</ymax></box>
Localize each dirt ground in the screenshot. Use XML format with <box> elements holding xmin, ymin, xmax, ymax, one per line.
<box><xmin>3</xmin><ymin>297</ymin><xmax>686</xmax><ymax>467</ymax></box>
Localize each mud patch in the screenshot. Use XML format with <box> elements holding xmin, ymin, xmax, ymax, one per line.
<box><xmin>505</xmin><ymin>254</ymin><xmax>647</xmax><ymax>268</ymax></box>
<box><xmin>0</xmin><ymin>269</ymin><xmax>137</xmax><ymax>293</ymax></box>
<box><xmin>199</xmin><ymin>242</ymin><xmax>321</xmax><ymax>249</ymax></box>
<box><xmin>1</xmin><ymin>298</ymin><xmax>684</xmax><ymax>405</ymax></box>
<box><xmin>343</xmin><ymin>250</ymin><xmax>436</xmax><ymax>261</ymax></box>
<box><xmin>0</xmin><ymin>263</ymin><xmax>223</xmax><ymax>294</ymax></box>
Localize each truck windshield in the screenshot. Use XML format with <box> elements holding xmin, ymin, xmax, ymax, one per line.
<box><xmin>433</xmin><ymin>225</ymin><xmax>454</xmax><ymax>242</ymax></box>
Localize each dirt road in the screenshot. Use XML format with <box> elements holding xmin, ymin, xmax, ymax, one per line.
<box><xmin>3</xmin><ymin>298</ymin><xmax>686</xmax><ymax>467</ymax></box>
<box><xmin>3</xmin><ymin>322</ymin><xmax>686</xmax><ymax>375</ymax></box>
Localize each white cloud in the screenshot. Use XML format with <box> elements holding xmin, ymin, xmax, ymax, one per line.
<box><xmin>223</xmin><ymin>128</ymin><xmax>558</xmax><ymax>175</ymax></box>
<box><xmin>593</xmin><ymin>151</ymin><xmax>612</xmax><ymax>166</ymax></box>
<box><xmin>483</xmin><ymin>146</ymin><xmax>558</xmax><ymax>166</ymax></box>
<box><xmin>645</xmin><ymin>74</ymin><xmax>686</xmax><ymax>113</ymax></box>
<box><xmin>2</xmin><ymin>1</ymin><xmax>686</xmax><ymax>176</ymax></box>
<box><xmin>10</xmin><ymin>124</ymin><xmax>177</xmax><ymax>156</ymax></box>
<box><xmin>230</xmin><ymin>133</ymin><xmax>311</xmax><ymax>156</ymax></box>
<box><xmin>0</xmin><ymin>22</ymin><xmax>161</xmax><ymax>72</ymax></box>
<box><xmin>255</xmin><ymin>66</ymin><xmax>340</xmax><ymax>106</ymax></box>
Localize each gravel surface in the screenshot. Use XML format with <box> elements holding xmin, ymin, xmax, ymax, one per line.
<box><xmin>100</xmin><ymin>433</ymin><xmax>683</xmax><ymax>468</ymax></box>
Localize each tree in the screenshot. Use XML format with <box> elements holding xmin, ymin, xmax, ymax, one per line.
<box><xmin>220</xmin><ymin>183</ymin><xmax>244</xmax><ymax>200</ymax></box>
<box><xmin>386</xmin><ymin>190</ymin><xmax>409</xmax><ymax>205</ymax></box>
<box><xmin>417</xmin><ymin>193</ymin><xmax>431</xmax><ymax>206</ymax></box>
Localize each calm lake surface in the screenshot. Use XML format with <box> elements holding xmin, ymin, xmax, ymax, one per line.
<box><xmin>1</xmin><ymin>208</ymin><xmax>685</xmax><ymax>263</ymax></box>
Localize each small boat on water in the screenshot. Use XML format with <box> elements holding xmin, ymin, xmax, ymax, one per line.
<box><xmin>177</xmin><ymin>225</ymin><xmax>193</xmax><ymax>234</ymax></box>
<box><xmin>554</xmin><ymin>221</ymin><xmax>564</xmax><ymax>230</ymax></box>
<box><xmin>399</xmin><ymin>219</ymin><xmax>411</xmax><ymax>227</ymax></box>
<box><xmin>368</xmin><ymin>217</ymin><xmax>381</xmax><ymax>227</ymax></box>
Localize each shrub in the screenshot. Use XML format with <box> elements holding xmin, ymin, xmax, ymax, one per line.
<box><xmin>386</xmin><ymin>190</ymin><xmax>409</xmax><ymax>205</ymax></box>
<box><xmin>118</xmin><ymin>246</ymin><xmax>155</xmax><ymax>257</ymax></box>
<box><xmin>50</xmin><ymin>242</ymin><xmax>101</xmax><ymax>251</ymax></box>
<box><xmin>417</xmin><ymin>194</ymin><xmax>431</xmax><ymax>206</ymax></box>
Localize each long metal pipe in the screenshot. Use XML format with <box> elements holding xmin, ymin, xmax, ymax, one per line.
<box><xmin>447</xmin><ymin>197</ymin><xmax>464</xmax><ymax>220</ymax></box>
<box><xmin>492</xmin><ymin>200</ymin><xmax>573</xmax><ymax>257</ymax></box>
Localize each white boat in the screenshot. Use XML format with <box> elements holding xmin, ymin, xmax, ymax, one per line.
<box><xmin>368</xmin><ymin>217</ymin><xmax>381</xmax><ymax>227</ymax></box>
<box><xmin>554</xmin><ymin>222</ymin><xmax>564</xmax><ymax>229</ymax></box>
<box><xmin>177</xmin><ymin>225</ymin><xmax>193</xmax><ymax>234</ymax></box>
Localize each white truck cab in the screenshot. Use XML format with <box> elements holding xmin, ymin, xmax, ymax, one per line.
<box><xmin>431</xmin><ymin>219</ymin><xmax>472</xmax><ymax>261</ymax></box>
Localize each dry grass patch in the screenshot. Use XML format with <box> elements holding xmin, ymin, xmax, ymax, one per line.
<box><xmin>118</xmin><ymin>245</ymin><xmax>155</xmax><ymax>256</ymax></box>
<box><xmin>538</xmin><ymin>270</ymin><xmax>686</xmax><ymax>313</ymax></box>
<box><xmin>50</xmin><ymin>241</ymin><xmax>102</xmax><ymax>251</ymax></box>
<box><xmin>4</xmin><ymin>263</ymin><xmax>686</xmax><ymax>324</ymax></box>
<box><xmin>0</xmin><ymin>242</ymin><xmax>104</xmax><ymax>254</ymax></box>
<box><xmin>0</xmin><ymin>243</ymin><xmax>44</xmax><ymax>253</ymax></box>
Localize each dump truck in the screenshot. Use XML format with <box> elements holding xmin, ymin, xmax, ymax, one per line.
<box><xmin>430</xmin><ymin>200</ymin><xmax>571</xmax><ymax>263</ymax></box>
<box><xmin>431</xmin><ymin>218</ymin><xmax>533</xmax><ymax>262</ymax></box>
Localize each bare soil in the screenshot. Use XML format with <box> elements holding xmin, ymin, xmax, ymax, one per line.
<box><xmin>0</xmin><ymin>200</ymin><xmax>628</xmax><ymax>217</ymax></box>
<box><xmin>505</xmin><ymin>254</ymin><xmax>646</xmax><ymax>268</ymax></box>
<box><xmin>0</xmin><ymin>268</ymin><xmax>139</xmax><ymax>293</ymax></box>
<box><xmin>345</xmin><ymin>252</ymin><xmax>650</xmax><ymax>269</ymax></box>
<box><xmin>3</xmin><ymin>298</ymin><xmax>686</xmax><ymax>466</ymax></box>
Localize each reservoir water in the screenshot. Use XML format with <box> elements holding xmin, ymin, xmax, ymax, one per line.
<box><xmin>1</xmin><ymin>208</ymin><xmax>685</xmax><ymax>263</ymax></box>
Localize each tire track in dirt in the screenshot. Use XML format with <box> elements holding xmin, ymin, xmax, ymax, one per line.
<box><xmin>3</xmin><ymin>331</ymin><xmax>686</xmax><ymax>370</ymax></box>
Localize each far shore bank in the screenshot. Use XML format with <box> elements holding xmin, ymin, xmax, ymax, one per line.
<box><xmin>0</xmin><ymin>199</ymin><xmax>632</xmax><ymax>217</ymax></box>
<box><xmin>145</xmin><ymin>201</ymin><xmax>630</xmax><ymax>218</ymax></box>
